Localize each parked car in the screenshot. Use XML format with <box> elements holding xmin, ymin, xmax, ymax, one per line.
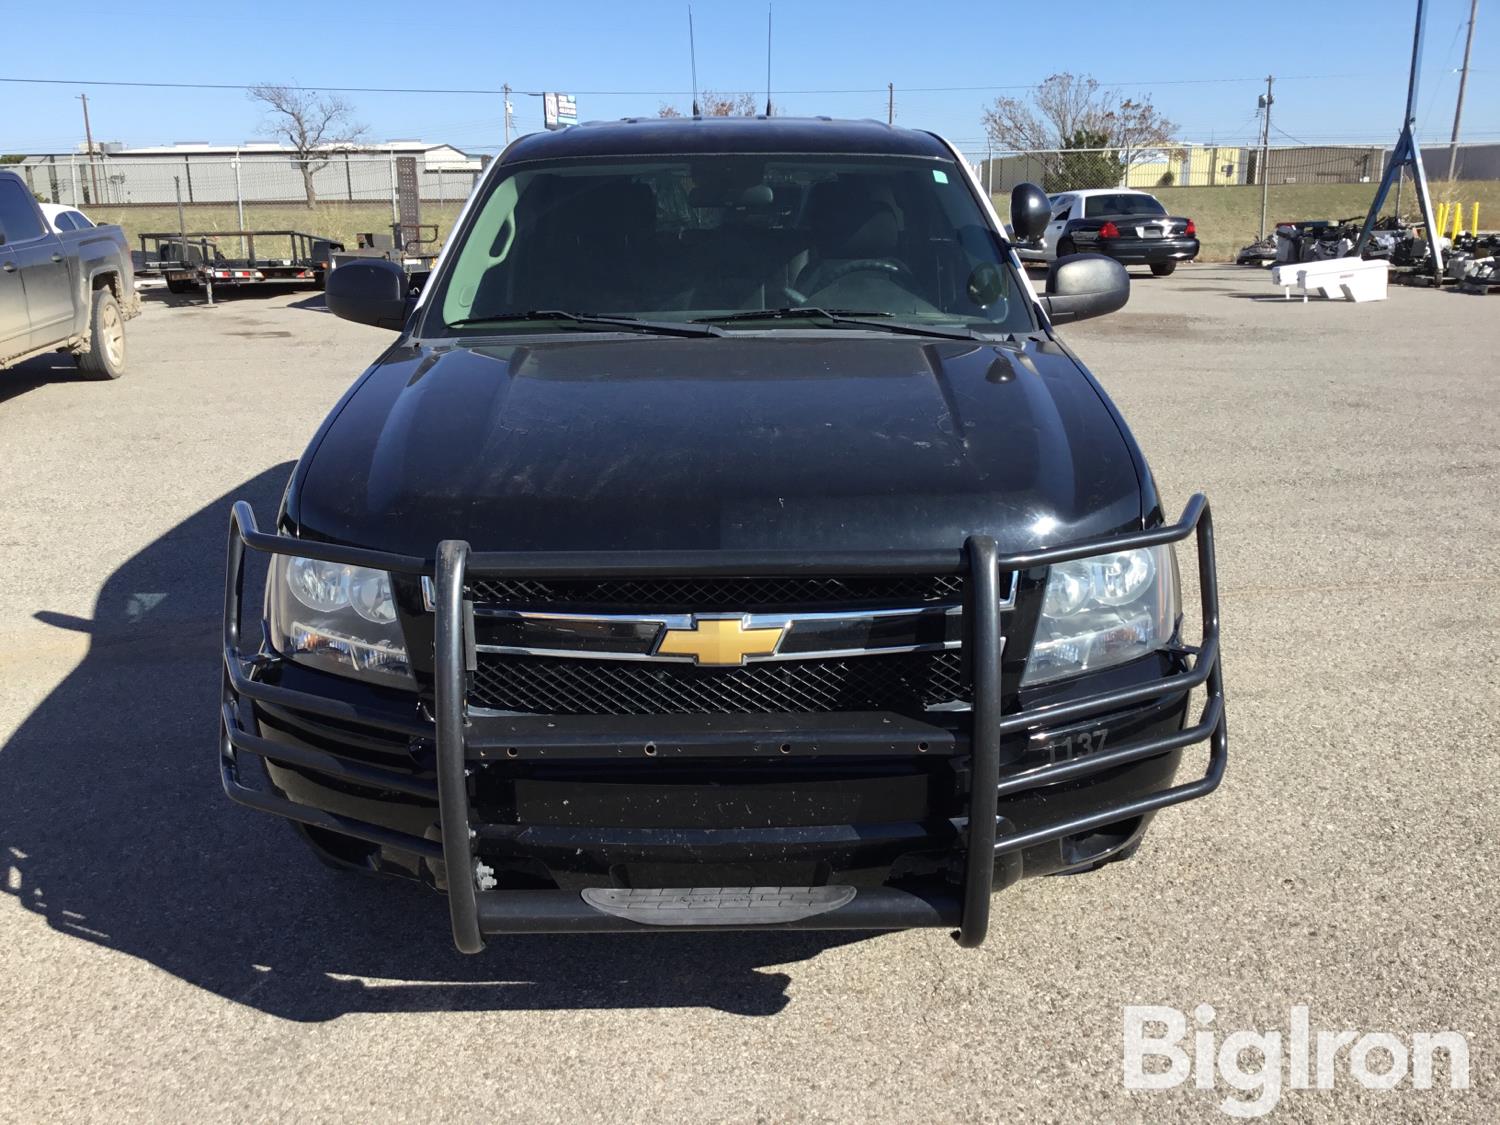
<box><xmin>38</xmin><ymin>202</ymin><xmax>98</xmax><ymax>234</ymax></box>
<box><xmin>0</xmin><ymin>171</ymin><xmax>138</xmax><ymax>377</ymax></box>
<box><xmin>1017</xmin><ymin>189</ymin><xmax>1198</xmax><ymax>276</ymax></box>
<box><xmin>220</xmin><ymin>117</ymin><xmax>1226</xmax><ymax>952</ymax></box>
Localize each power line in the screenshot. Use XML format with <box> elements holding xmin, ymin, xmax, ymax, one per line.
<box><xmin>0</xmin><ymin>72</ymin><xmax>1387</xmax><ymax>98</ymax></box>
<box><xmin>1</xmin><ymin>76</ymin><xmax>519</xmax><ymax>96</ymax></box>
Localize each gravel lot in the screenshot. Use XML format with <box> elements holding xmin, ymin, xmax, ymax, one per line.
<box><xmin>1</xmin><ymin>267</ymin><xmax>1495</xmax><ymax>1122</ymax></box>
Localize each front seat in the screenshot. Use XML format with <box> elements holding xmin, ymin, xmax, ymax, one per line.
<box><xmin>795</xmin><ymin>178</ymin><xmax>910</xmax><ymax>300</ymax></box>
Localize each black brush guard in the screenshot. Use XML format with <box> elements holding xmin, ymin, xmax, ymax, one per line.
<box><xmin>221</xmin><ymin>497</ymin><xmax>1226</xmax><ymax>952</ymax></box>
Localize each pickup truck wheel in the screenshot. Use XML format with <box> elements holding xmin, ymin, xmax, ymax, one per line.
<box><xmin>1150</xmin><ymin>262</ymin><xmax>1177</xmax><ymax>277</ymax></box>
<box><xmin>292</xmin><ymin>822</ymin><xmax>380</xmax><ymax>874</ymax></box>
<box><xmin>76</xmin><ymin>289</ymin><xmax>125</xmax><ymax>380</ymax></box>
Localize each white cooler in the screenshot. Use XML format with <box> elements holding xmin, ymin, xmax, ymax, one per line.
<box><xmin>1270</xmin><ymin>257</ymin><xmax>1388</xmax><ymax>302</ymax></box>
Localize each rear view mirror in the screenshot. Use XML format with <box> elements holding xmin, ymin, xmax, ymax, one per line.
<box><xmin>1042</xmin><ymin>254</ymin><xmax>1130</xmax><ymax>325</ymax></box>
<box><xmin>1010</xmin><ymin>182</ymin><xmax>1050</xmax><ymax>243</ymax></box>
<box><xmin>325</xmin><ymin>259</ymin><xmax>410</xmax><ymax>330</ymax></box>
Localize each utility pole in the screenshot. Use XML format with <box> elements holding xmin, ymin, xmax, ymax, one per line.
<box><xmin>78</xmin><ymin>93</ymin><xmax>100</xmax><ymax>205</ymax></box>
<box><xmin>887</xmin><ymin>82</ymin><xmax>894</xmax><ymax>125</ymax></box>
<box><xmin>1446</xmin><ymin>0</ymin><xmax>1479</xmax><ymax>182</ymax></box>
<box><xmin>1257</xmin><ymin>75</ymin><xmax>1274</xmax><ymax>239</ymax></box>
<box><xmin>502</xmin><ymin>84</ymin><xmax>512</xmax><ymax>146</ymax></box>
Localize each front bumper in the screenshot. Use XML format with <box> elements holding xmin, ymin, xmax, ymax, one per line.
<box><xmin>220</xmin><ymin>499</ymin><xmax>1226</xmax><ymax>952</ymax></box>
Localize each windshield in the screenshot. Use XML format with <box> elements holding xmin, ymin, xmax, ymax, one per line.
<box><xmin>424</xmin><ymin>153</ymin><xmax>1033</xmax><ymax>337</ymax></box>
<box><xmin>1084</xmin><ymin>193</ymin><xmax>1167</xmax><ymax>218</ymax></box>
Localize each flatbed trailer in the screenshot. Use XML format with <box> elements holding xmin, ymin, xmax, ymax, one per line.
<box><xmin>139</xmin><ymin>230</ymin><xmax>344</xmax><ymax>293</ymax></box>
<box><xmin>329</xmin><ymin>228</ymin><xmax>440</xmax><ymax>296</ymax></box>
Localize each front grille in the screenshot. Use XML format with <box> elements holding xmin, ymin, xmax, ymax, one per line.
<box><xmin>466</xmin><ymin>574</ymin><xmax>963</xmax><ymax>613</ymax></box>
<box><xmin>470</xmin><ymin>649</ymin><xmax>970</xmax><ymax>716</ymax></box>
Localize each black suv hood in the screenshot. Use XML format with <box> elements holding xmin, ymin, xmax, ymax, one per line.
<box><xmin>289</xmin><ymin>335</ymin><xmax>1144</xmax><ymax>556</ymax></box>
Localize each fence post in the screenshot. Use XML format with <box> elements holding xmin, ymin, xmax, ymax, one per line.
<box><xmin>233</xmin><ymin>151</ymin><xmax>246</xmax><ymax>259</ymax></box>
<box><xmin>70</xmin><ymin>156</ymin><xmax>81</xmax><ymax>207</ymax></box>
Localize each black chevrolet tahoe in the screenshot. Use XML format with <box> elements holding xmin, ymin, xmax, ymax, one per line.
<box><xmin>221</xmin><ymin>117</ymin><xmax>1225</xmax><ymax>952</ymax></box>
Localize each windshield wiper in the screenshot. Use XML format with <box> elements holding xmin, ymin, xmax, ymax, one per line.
<box><xmin>694</xmin><ymin>307</ymin><xmax>984</xmax><ymax>340</ymax></box>
<box><xmin>446</xmin><ymin>309</ymin><xmax>722</xmax><ymax>338</ymax></box>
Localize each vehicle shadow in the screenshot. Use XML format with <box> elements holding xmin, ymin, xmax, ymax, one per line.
<box><xmin>287</xmin><ymin>293</ymin><xmax>331</xmax><ymax>313</ymax></box>
<box><xmin>2</xmin><ymin>465</ymin><xmax>859</xmax><ymax>1022</ymax></box>
<box><xmin>1224</xmin><ymin>292</ymin><xmax>1332</xmax><ymax>302</ymax></box>
<box><xmin>0</xmin><ymin>354</ymin><xmax>93</xmax><ymax>406</ymax></box>
<box><xmin>139</xmin><ymin>287</ymin><xmax>212</xmax><ymax>309</ymax></box>
<box><xmin>141</xmin><ymin>285</ymin><xmax>324</xmax><ymax>309</ymax></box>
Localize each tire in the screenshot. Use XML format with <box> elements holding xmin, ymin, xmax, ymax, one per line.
<box><xmin>291</xmin><ymin>821</ymin><xmax>380</xmax><ymax>874</ymax></box>
<box><xmin>1150</xmin><ymin>261</ymin><xmax>1177</xmax><ymax>277</ymax></box>
<box><xmin>1057</xmin><ymin>237</ymin><xmax>1077</xmax><ymax>258</ymax></box>
<box><xmin>1051</xmin><ymin>835</ymin><xmax>1145</xmax><ymax>876</ymax></box>
<box><xmin>166</xmin><ymin>277</ymin><xmax>191</xmax><ymax>294</ymax></box>
<box><xmin>75</xmin><ymin>288</ymin><xmax>125</xmax><ymax>380</ymax></box>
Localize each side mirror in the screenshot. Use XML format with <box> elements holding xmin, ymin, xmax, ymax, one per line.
<box><xmin>1010</xmin><ymin>182</ymin><xmax>1050</xmax><ymax>243</ymax></box>
<box><xmin>1042</xmin><ymin>254</ymin><xmax>1130</xmax><ymax>325</ymax></box>
<box><xmin>325</xmin><ymin>259</ymin><xmax>411</xmax><ymax>330</ymax></box>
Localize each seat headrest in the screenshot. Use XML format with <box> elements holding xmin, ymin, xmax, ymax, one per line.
<box><xmin>806</xmin><ymin>178</ymin><xmax>900</xmax><ymax>258</ymax></box>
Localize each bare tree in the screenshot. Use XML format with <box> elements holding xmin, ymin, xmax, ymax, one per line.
<box><xmin>248</xmin><ymin>84</ymin><xmax>366</xmax><ymax>207</ymax></box>
<box><xmin>1110</xmin><ymin>97</ymin><xmax>1177</xmax><ymax>175</ymax></box>
<box><xmin>981</xmin><ymin>74</ymin><xmax>1176</xmax><ymax>188</ymax></box>
<box><xmin>658</xmin><ymin>90</ymin><xmax>765</xmax><ymax>118</ymax></box>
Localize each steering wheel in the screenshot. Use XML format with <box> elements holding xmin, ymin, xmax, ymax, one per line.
<box><xmin>802</xmin><ymin>258</ymin><xmax>917</xmax><ymax>292</ymax></box>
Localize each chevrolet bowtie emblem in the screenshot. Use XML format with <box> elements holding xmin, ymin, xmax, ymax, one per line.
<box><xmin>656</xmin><ymin>616</ymin><xmax>787</xmax><ymax>665</ymax></box>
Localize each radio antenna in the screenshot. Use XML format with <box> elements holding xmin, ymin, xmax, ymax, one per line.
<box><xmin>688</xmin><ymin>5</ymin><xmax>701</xmax><ymax>117</ymax></box>
<box><xmin>762</xmin><ymin>4</ymin><xmax>774</xmax><ymax>117</ymax></box>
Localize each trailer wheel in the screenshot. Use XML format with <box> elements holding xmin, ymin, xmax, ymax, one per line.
<box><xmin>76</xmin><ymin>288</ymin><xmax>125</xmax><ymax>380</ymax></box>
<box><xmin>313</xmin><ymin>270</ymin><xmax>327</xmax><ymax>290</ymax></box>
<box><xmin>166</xmin><ymin>277</ymin><xmax>192</xmax><ymax>294</ymax></box>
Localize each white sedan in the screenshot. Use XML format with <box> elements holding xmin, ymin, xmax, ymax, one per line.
<box><xmin>1013</xmin><ymin>188</ymin><xmax>1198</xmax><ymax>276</ymax></box>
<box><xmin>38</xmin><ymin>203</ymin><xmax>98</xmax><ymax>234</ymax></box>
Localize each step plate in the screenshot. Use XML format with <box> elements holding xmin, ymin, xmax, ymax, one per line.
<box><xmin>580</xmin><ymin>885</ymin><xmax>857</xmax><ymax>926</ymax></box>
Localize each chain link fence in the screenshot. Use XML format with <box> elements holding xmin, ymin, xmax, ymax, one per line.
<box><xmin>12</xmin><ymin>153</ymin><xmax>485</xmax><ymax>255</ymax></box>
<box><xmin>13</xmin><ymin>143</ymin><xmax>1498</xmax><ymax>264</ymax></box>
<box><xmin>966</xmin><ymin>143</ymin><xmax>1418</xmax><ymax>193</ymax></box>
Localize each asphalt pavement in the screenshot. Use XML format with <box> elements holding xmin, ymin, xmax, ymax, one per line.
<box><xmin>1</xmin><ymin>268</ymin><xmax>1495</xmax><ymax>1122</ymax></box>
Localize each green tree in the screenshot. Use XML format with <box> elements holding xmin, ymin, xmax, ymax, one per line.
<box><xmin>1047</xmin><ymin>129</ymin><xmax>1123</xmax><ymax>191</ymax></box>
<box><xmin>981</xmin><ymin>74</ymin><xmax>1176</xmax><ymax>189</ymax></box>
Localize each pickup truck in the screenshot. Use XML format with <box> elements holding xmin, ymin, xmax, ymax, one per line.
<box><xmin>220</xmin><ymin>117</ymin><xmax>1226</xmax><ymax>952</ymax></box>
<box><xmin>0</xmin><ymin>170</ymin><xmax>138</xmax><ymax>377</ymax></box>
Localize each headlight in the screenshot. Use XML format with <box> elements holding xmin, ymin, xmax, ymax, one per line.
<box><xmin>267</xmin><ymin>555</ymin><xmax>412</xmax><ymax>686</ymax></box>
<box><xmin>1022</xmin><ymin>544</ymin><xmax>1178</xmax><ymax>686</ymax></box>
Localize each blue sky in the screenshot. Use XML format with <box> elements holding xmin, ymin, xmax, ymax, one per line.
<box><xmin>3</xmin><ymin>0</ymin><xmax>1494</xmax><ymax>157</ymax></box>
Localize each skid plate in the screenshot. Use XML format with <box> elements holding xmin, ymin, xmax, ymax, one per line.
<box><xmin>580</xmin><ymin>885</ymin><xmax>857</xmax><ymax>926</ymax></box>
